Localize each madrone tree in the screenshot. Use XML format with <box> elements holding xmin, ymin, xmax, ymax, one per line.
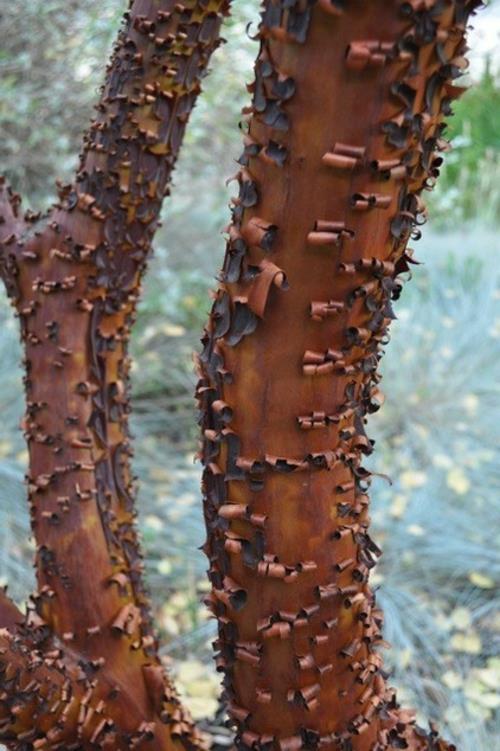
<box><xmin>0</xmin><ymin>1</ymin><xmax>481</xmax><ymax>750</ymax></box>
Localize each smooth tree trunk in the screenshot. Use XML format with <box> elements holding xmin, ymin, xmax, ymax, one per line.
<box><xmin>0</xmin><ymin>0</ymin><xmax>481</xmax><ymax>750</ymax></box>
<box><xmin>197</xmin><ymin>1</ymin><xmax>480</xmax><ymax>750</ymax></box>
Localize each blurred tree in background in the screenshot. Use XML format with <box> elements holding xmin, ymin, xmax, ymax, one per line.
<box><xmin>0</xmin><ymin>1</ymin><xmax>123</xmax><ymax>203</ymax></box>
<box><xmin>0</xmin><ymin>1</ymin><xmax>498</xmax><ymax>749</ymax></box>
<box><xmin>431</xmin><ymin>58</ymin><xmax>500</xmax><ymax>224</ymax></box>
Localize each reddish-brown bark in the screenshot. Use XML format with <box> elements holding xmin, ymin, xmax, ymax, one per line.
<box><xmin>0</xmin><ymin>0</ymin><xmax>228</xmax><ymax>748</ymax></box>
<box><xmin>0</xmin><ymin>0</ymin><xmax>482</xmax><ymax>749</ymax></box>
<box><xmin>197</xmin><ymin>1</ymin><xmax>480</xmax><ymax>750</ymax></box>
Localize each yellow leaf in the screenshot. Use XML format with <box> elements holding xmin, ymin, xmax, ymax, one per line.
<box><xmin>398</xmin><ymin>648</ymin><xmax>412</xmax><ymax>669</ymax></box>
<box><xmin>414</xmin><ymin>425</ymin><xmax>429</xmax><ymax>439</ymax></box>
<box><xmin>442</xmin><ymin>670</ymin><xmax>463</xmax><ymax>690</ymax></box>
<box><xmin>477</xmin><ymin>693</ymin><xmax>500</xmax><ymax>709</ymax></box>
<box><xmin>462</xmin><ymin>394</ymin><xmax>479</xmax><ymax>415</ymax></box>
<box><xmin>16</xmin><ymin>450</ymin><xmax>29</xmax><ymax>465</ymax></box>
<box><xmin>157</xmin><ymin>559</ymin><xmax>171</xmax><ymax>576</ymax></box>
<box><xmin>450</xmin><ymin>631</ymin><xmax>482</xmax><ymax>654</ymax></box>
<box><xmin>187</xmin><ymin>697</ymin><xmax>218</xmax><ymax>719</ymax></box>
<box><xmin>400</xmin><ymin>470</ymin><xmax>427</xmax><ymax>489</ymax></box>
<box><xmin>474</xmin><ymin>667</ymin><xmax>499</xmax><ymax>690</ymax></box>
<box><xmin>182</xmin><ymin>295</ymin><xmax>197</xmax><ymax>310</ymax></box>
<box><xmin>176</xmin><ymin>659</ymin><xmax>206</xmax><ymax>684</ymax></box>
<box><xmin>177</xmin><ymin>492</ymin><xmax>196</xmax><ymax>507</ymax></box>
<box><xmin>0</xmin><ymin>440</ymin><xmax>12</xmax><ymax>458</ymax></box>
<box><xmin>149</xmin><ymin>466</ymin><xmax>171</xmax><ymax>482</ymax></box>
<box><xmin>175</xmin><ymin>660</ymin><xmax>220</xmax><ymax>719</ymax></box>
<box><xmin>161</xmin><ymin>323</ymin><xmax>186</xmax><ymax>337</ymax></box>
<box><xmin>464</xmin><ymin>700</ymin><xmax>491</xmax><ymax>721</ymax></box>
<box><xmin>450</xmin><ymin>606</ymin><xmax>472</xmax><ymax>631</ymax></box>
<box><xmin>440</xmin><ymin>346</ymin><xmax>453</xmax><ymax>359</ymax></box>
<box><xmin>160</xmin><ymin>614</ymin><xmax>179</xmax><ymax>636</ymax></box>
<box><xmin>407</xmin><ymin>524</ymin><xmax>425</xmax><ymax>537</ymax></box>
<box><xmin>433</xmin><ymin>453</ymin><xmax>452</xmax><ymax>469</ymax></box>
<box><xmin>390</xmin><ymin>494</ymin><xmax>408</xmax><ymax>518</ymax></box>
<box><xmin>446</xmin><ymin>467</ymin><xmax>470</xmax><ymax>495</ymax></box>
<box><xmin>469</xmin><ymin>571</ymin><xmax>495</xmax><ymax>589</ymax></box>
<box><xmin>144</xmin><ymin>514</ymin><xmax>163</xmax><ymax>531</ymax></box>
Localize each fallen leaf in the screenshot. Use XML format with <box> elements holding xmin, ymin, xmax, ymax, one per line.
<box><xmin>469</xmin><ymin>571</ymin><xmax>495</xmax><ymax>589</ymax></box>
<box><xmin>450</xmin><ymin>631</ymin><xmax>482</xmax><ymax>654</ymax></box>
<box><xmin>446</xmin><ymin>467</ymin><xmax>470</xmax><ymax>495</ymax></box>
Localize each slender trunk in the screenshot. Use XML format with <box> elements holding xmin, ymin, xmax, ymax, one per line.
<box><xmin>197</xmin><ymin>1</ymin><xmax>479</xmax><ymax>749</ymax></box>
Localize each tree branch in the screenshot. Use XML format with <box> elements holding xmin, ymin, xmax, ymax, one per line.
<box><xmin>0</xmin><ymin>593</ymin><xmax>203</xmax><ymax>750</ymax></box>
<box><xmin>0</xmin><ymin>0</ymin><xmax>229</xmax><ymax>661</ymax></box>
<box><xmin>0</xmin><ymin>1</ymin><xmax>229</xmax><ymax>747</ymax></box>
<box><xmin>0</xmin><ymin>622</ymin><xmax>202</xmax><ymax>751</ymax></box>
<box><xmin>60</xmin><ymin>0</ymin><xmax>230</xmax><ymax>264</ymax></box>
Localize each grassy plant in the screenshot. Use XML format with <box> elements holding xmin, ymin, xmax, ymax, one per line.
<box><xmin>369</xmin><ymin>242</ymin><xmax>500</xmax><ymax>746</ymax></box>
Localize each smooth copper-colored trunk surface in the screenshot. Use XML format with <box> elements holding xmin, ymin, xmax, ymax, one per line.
<box><xmin>197</xmin><ymin>1</ymin><xmax>479</xmax><ymax>750</ymax></box>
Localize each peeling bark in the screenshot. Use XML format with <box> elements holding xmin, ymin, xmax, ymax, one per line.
<box><xmin>197</xmin><ymin>1</ymin><xmax>480</xmax><ymax>749</ymax></box>
<box><xmin>0</xmin><ymin>0</ymin><xmax>483</xmax><ymax>748</ymax></box>
<box><xmin>0</xmin><ymin>0</ymin><xmax>229</xmax><ymax>748</ymax></box>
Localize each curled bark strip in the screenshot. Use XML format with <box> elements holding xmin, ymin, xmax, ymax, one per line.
<box><xmin>197</xmin><ymin>1</ymin><xmax>481</xmax><ymax>749</ymax></box>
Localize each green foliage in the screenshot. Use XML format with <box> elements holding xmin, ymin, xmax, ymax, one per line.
<box><xmin>446</xmin><ymin>61</ymin><xmax>499</xmax><ymax>166</ymax></box>
<box><xmin>429</xmin><ymin>60</ymin><xmax>500</xmax><ymax>224</ymax></box>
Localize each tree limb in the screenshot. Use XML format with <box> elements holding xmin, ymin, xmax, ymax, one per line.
<box><xmin>0</xmin><ymin>0</ymin><xmax>229</xmax><ymax>748</ymax></box>
<box><xmin>0</xmin><ymin>622</ymin><xmax>202</xmax><ymax>751</ymax></box>
<box><xmin>0</xmin><ymin>0</ymin><xmax>228</xmax><ymax>662</ymax></box>
<box><xmin>0</xmin><ymin>590</ymin><xmax>203</xmax><ymax>749</ymax></box>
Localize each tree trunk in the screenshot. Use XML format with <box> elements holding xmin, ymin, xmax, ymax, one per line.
<box><xmin>0</xmin><ymin>0</ymin><xmax>229</xmax><ymax>748</ymax></box>
<box><xmin>0</xmin><ymin>0</ymin><xmax>481</xmax><ymax>749</ymax></box>
<box><xmin>197</xmin><ymin>1</ymin><xmax>480</xmax><ymax>750</ymax></box>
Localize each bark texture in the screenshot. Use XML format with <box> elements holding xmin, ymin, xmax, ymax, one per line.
<box><xmin>0</xmin><ymin>0</ymin><xmax>228</xmax><ymax>748</ymax></box>
<box><xmin>0</xmin><ymin>0</ymin><xmax>482</xmax><ymax>749</ymax></box>
<box><xmin>197</xmin><ymin>1</ymin><xmax>480</xmax><ymax>750</ymax></box>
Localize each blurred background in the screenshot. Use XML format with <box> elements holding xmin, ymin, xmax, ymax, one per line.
<box><xmin>0</xmin><ymin>1</ymin><xmax>499</xmax><ymax>748</ymax></box>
